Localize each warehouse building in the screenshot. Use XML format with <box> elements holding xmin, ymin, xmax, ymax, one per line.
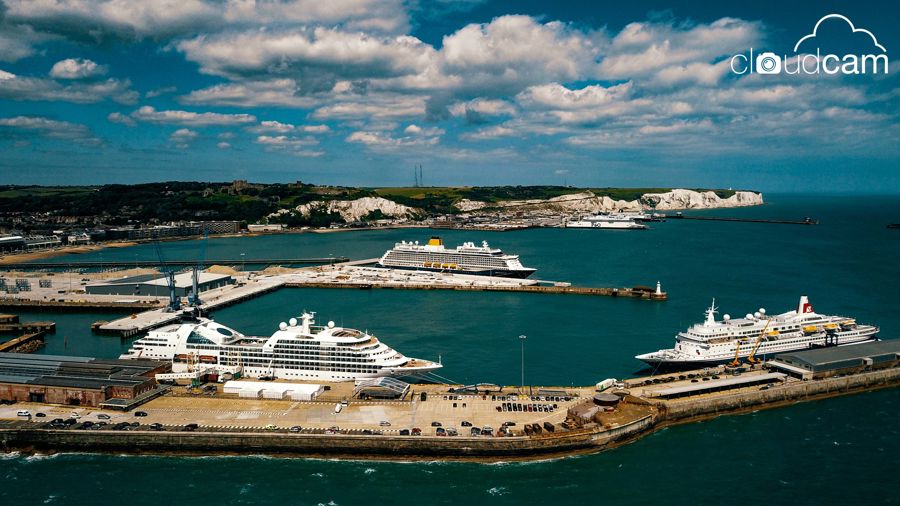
<box><xmin>768</xmin><ymin>340</ymin><xmax>900</xmax><ymax>380</ymax></box>
<box><xmin>85</xmin><ymin>271</ymin><xmax>234</xmax><ymax>297</ymax></box>
<box><xmin>222</xmin><ymin>380</ymin><xmax>324</xmax><ymax>401</ymax></box>
<box><xmin>0</xmin><ymin>353</ymin><xmax>169</xmax><ymax>408</ymax></box>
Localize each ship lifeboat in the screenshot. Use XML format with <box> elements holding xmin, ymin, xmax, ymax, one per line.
<box><xmin>199</xmin><ymin>355</ymin><xmax>218</xmax><ymax>364</ymax></box>
<box><xmin>174</xmin><ymin>354</ymin><xmax>189</xmax><ymax>363</ymax></box>
<box><xmin>802</xmin><ymin>326</ymin><xmax>818</xmax><ymax>334</ymax></box>
<box><xmin>824</xmin><ymin>323</ymin><xmax>839</xmax><ymax>330</ymax></box>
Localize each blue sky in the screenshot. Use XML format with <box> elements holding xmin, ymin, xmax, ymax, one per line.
<box><xmin>0</xmin><ymin>0</ymin><xmax>897</xmax><ymax>192</ymax></box>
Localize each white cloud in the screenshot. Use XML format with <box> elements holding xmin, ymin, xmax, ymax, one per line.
<box><xmin>312</xmin><ymin>93</ymin><xmax>426</xmax><ymax>120</ymax></box>
<box><xmin>0</xmin><ymin>70</ymin><xmax>136</xmax><ymax>103</ymax></box>
<box><xmin>169</xmin><ymin>127</ymin><xmax>198</xmax><ymax>148</ymax></box>
<box><xmin>130</xmin><ymin>105</ymin><xmax>256</xmax><ymax>126</ymax></box>
<box><xmin>216</xmin><ymin>141</ymin><xmax>230</xmax><ymax>149</ymax></box>
<box><xmin>255</xmin><ymin>134</ymin><xmax>324</xmax><ymax>157</ymax></box>
<box><xmin>49</xmin><ymin>58</ymin><xmax>107</xmax><ymax>79</ymax></box>
<box><xmin>180</xmin><ymin>79</ymin><xmax>322</xmax><ymax>108</ymax></box>
<box><xmin>107</xmin><ymin>111</ymin><xmax>136</xmax><ymax>126</ymax></box>
<box><xmin>0</xmin><ymin>115</ymin><xmax>100</xmax><ymax>144</ymax></box>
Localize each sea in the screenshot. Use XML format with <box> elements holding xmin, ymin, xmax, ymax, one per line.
<box><xmin>3</xmin><ymin>194</ymin><xmax>899</xmax><ymax>505</ymax></box>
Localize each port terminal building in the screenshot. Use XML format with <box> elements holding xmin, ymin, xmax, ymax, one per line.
<box><xmin>767</xmin><ymin>340</ymin><xmax>900</xmax><ymax>380</ymax></box>
<box><xmin>85</xmin><ymin>272</ymin><xmax>234</xmax><ymax>297</ymax></box>
<box><xmin>0</xmin><ymin>353</ymin><xmax>169</xmax><ymax>408</ymax></box>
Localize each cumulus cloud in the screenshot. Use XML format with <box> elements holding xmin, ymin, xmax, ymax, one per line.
<box><xmin>0</xmin><ymin>70</ymin><xmax>137</xmax><ymax>103</ymax></box>
<box><xmin>347</xmin><ymin>124</ymin><xmax>442</xmax><ymax>151</ymax></box>
<box><xmin>130</xmin><ymin>105</ymin><xmax>256</xmax><ymax>126</ymax></box>
<box><xmin>248</xmin><ymin>120</ymin><xmax>331</xmax><ymax>134</ymax></box>
<box><xmin>107</xmin><ymin>111</ymin><xmax>136</xmax><ymax>126</ymax></box>
<box><xmin>169</xmin><ymin>127</ymin><xmax>198</xmax><ymax>148</ymax></box>
<box><xmin>49</xmin><ymin>58</ymin><xmax>108</xmax><ymax>79</ymax></box>
<box><xmin>255</xmin><ymin>134</ymin><xmax>324</xmax><ymax>157</ymax></box>
<box><xmin>216</xmin><ymin>141</ymin><xmax>230</xmax><ymax>149</ymax></box>
<box><xmin>0</xmin><ymin>115</ymin><xmax>100</xmax><ymax>144</ymax></box>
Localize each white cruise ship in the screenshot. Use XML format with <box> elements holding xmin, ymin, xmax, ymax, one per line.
<box><xmin>376</xmin><ymin>237</ymin><xmax>536</xmax><ymax>278</ymax></box>
<box><xmin>120</xmin><ymin>312</ymin><xmax>442</xmax><ymax>382</ymax></box>
<box><xmin>635</xmin><ymin>296</ymin><xmax>878</xmax><ymax>369</ymax></box>
<box><xmin>566</xmin><ymin>213</ymin><xmax>648</xmax><ymax>230</ymax></box>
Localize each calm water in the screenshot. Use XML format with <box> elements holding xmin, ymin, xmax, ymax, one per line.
<box><xmin>4</xmin><ymin>194</ymin><xmax>900</xmax><ymax>505</ymax></box>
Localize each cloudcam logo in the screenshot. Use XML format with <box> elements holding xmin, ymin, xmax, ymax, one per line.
<box><xmin>731</xmin><ymin>14</ymin><xmax>889</xmax><ymax>75</ymax></box>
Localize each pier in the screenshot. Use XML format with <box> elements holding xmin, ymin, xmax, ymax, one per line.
<box><xmin>0</xmin><ymin>257</ymin><xmax>348</xmax><ymax>270</ymax></box>
<box><xmin>666</xmin><ymin>214</ymin><xmax>818</xmax><ymax>225</ymax></box>
<box><xmin>0</xmin><ymin>331</ymin><xmax>47</xmax><ymax>353</ymax></box>
<box><xmin>96</xmin><ymin>275</ymin><xmax>285</xmax><ymax>336</ymax></box>
<box><xmin>283</xmin><ymin>281</ymin><xmax>667</xmax><ymax>299</ymax></box>
<box><xmin>0</xmin><ymin>298</ymin><xmax>162</xmax><ymax>312</ymax></box>
<box><xmin>1</xmin><ymin>356</ymin><xmax>898</xmax><ymax>460</ymax></box>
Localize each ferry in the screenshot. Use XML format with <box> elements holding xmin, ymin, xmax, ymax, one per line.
<box><xmin>376</xmin><ymin>237</ymin><xmax>536</xmax><ymax>278</ymax></box>
<box><xmin>635</xmin><ymin>296</ymin><xmax>878</xmax><ymax>369</ymax></box>
<box><xmin>120</xmin><ymin>311</ymin><xmax>442</xmax><ymax>382</ymax></box>
<box><xmin>566</xmin><ymin>213</ymin><xmax>648</xmax><ymax>230</ymax></box>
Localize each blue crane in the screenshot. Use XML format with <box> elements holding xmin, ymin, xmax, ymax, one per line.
<box><xmin>154</xmin><ymin>240</ymin><xmax>181</xmax><ymax>312</ymax></box>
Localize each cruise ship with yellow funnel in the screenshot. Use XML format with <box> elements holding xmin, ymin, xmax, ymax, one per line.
<box><xmin>376</xmin><ymin>236</ymin><xmax>536</xmax><ymax>278</ymax></box>
<box><xmin>635</xmin><ymin>296</ymin><xmax>879</xmax><ymax>370</ymax></box>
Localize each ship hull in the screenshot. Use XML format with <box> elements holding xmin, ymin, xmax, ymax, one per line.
<box><xmin>375</xmin><ymin>264</ymin><xmax>536</xmax><ymax>278</ymax></box>
<box><xmin>637</xmin><ymin>336</ymin><xmax>879</xmax><ymax>371</ymax></box>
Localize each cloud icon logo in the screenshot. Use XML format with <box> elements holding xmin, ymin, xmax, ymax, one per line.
<box><xmin>793</xmin><ymin>14</ymin><xmax>887</xmax><ymax>53</ymax></box>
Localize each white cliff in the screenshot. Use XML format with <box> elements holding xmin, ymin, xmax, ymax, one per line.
<box><xmin>270</xmin><ymin>196</ymin><xmax>422</xmax><ymax>222</ymax></box>
<box><xmin>640</xmin><ymin>190</ymin><xmax>763</xmax><ymax>210</ymax></box>
<box><xmin>455</xmin><ymin>189</ymin><xmax>762</xmax><ymax>214</ymax></box>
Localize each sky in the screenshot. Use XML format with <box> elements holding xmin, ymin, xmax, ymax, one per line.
<box><xmin>0</xmin><ymin>0</ymin><xmax>897</xmax><ymax>192</ymax></box>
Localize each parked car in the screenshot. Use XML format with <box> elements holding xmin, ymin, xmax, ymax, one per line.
<box><xmin>97</xmin><ymin>413</ymin><xmax>111</xmax><ymax>420</ymax></box>
<box><xmin>183</xmin><ymin>423</ymin><xmax>199</xmax><ymax>432</ymax></box>
<box><xmin>134</xmin><ymin>411</ymin><xmax>148</xmax><ymax>417</ymax></box>
<box><xmin>399</xmin><ymin>429</ymin><xmax>411</xmax><ymax>436</ymax></box>
<box><xmin>16</xmin><ymin>410</ymin><xmax>30</xmax><ymax>417</ymax></box>
<box><xmin>431</xmin><ymin>421</ymin><xmax>442</xmax><ymax>427</ymax></box>
<box><xmin>379</xmin><ymin>420</ymin><xmax>391</xmax><ymax>427</ymax></box>
<box><xmin>149</xmin><ymin>423</ymin><xmax>164</xmax><ymax>431</ymax></box>
<box><xmin>289</xmin><ymin>426</ymin><xmax>302</xmax><ymax>433</ymax></box>
<box><xmin>461</xmin><ymin>420</ymin><xmax>473</xmax><ymax>427</ymax></box>
<box><xmin>35</xmin><ymin>412</ymin><xmax>46</xmax><ymax>418</ymax></box>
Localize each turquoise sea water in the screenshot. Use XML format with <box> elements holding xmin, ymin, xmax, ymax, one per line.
<box><xmin>4</xmin><ymin>194</ymin><xmax>900</xmax><ymax>505</ymax></box>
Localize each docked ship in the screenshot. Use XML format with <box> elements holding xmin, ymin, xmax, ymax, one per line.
<box><xmin>120</xmin><ymin>312</ymin><xmax>442</xmax><ymax>382</ymax></box>
<box><xmin>376</xmin><ymin>237</ymin><xmax>536</xmax><ymax>278</ymax></box>
<box><xmin>566</xmin><ymin>213</ymin><xmax>648</xmax><ymax>230</ymax></box>
<box><xmin>635</xmin><ymin>296</ymin><xmax>878</xmax><ymax>369</ymax></box>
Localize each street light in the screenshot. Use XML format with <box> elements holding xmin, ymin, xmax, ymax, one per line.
<box><xmin>240</xmin><ymin>252</ymin><xmax>246</xmax><ymax>272</ymax></box>
<box><xmin>518</xmin><ymin>334</ymin><xmax>527</xmax><ymax>392</ymax></box>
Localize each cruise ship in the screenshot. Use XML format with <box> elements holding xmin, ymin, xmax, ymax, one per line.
<box><xmin>376</xmin><ymin>237</ymin><xmax>536</xmax><ymax>278</ymax></box>
<box><xmin>566</xmin><ymin>213</ymin><xmax>648</xmax><ymax>230</ymax></box>
<box><xmin>635</xmin><ymin>296</ymin><xmax>878</xmax><ymax>369</ymax></box>
<box><xmin>119</xmin><ymin>312</ymin><xmax>442</xmax><ymax>382</ymax></box>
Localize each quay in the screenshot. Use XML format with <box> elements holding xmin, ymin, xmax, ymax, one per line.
<box><xmin>0</xmin><ymin>257</ymin><xmax>348</xmax><ymax>271</ymax></box>
<box><xmin>0</xmin><ymin>331</ymin><xmax>47</xmax><ymax>353</ymax></box>
<box><xmin>1</xmin><ymin>343</ymin><xmax>899</xmax><ymax>459</ymax></box>
<box><xmin>0</xmin><ymin>298</ymin><xmax>162</xmax><ymax>312</ymax></box>
<box><xmin>283</xmin><ymin>280</ymin><xmax>667</xmax><ymax>299</ymax></box>
<box><xmin>666</xmin><ymin>214</ymin><xmax>818</xmax><ymax>225</ymax></box>
<box><xmin>0</xmin><ymin>320</ymin><xmax>55</xmax><ymax>334</ymax></box>
<box><xmin>96</xmin><ymin>275</ymin><xmax>285</xmax><ymax>336</ymax></box>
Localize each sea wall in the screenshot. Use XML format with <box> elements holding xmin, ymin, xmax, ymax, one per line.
<box><xmin>0</xmin><ymin>423</ymin><xmax>639</xmax><ymax>459</ymax></box>
<box><xmin>657</xmin><ymin>367</ymin><xmax>900</xmax><ymax>421</ymax></box>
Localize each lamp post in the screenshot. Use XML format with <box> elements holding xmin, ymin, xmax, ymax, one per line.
<box><xmin>240</xmin><ymin>252</ymin><xmax>245</xmax><ymax>272</ymax></box>
<box><xmin>518</xmin><ymin>334</ymin><xmax>526</xmax><ymax>392</ymax></box>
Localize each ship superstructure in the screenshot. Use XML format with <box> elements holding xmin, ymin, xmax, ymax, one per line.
<box><xmin>376</xmin><ymin>237</ymin><xmax>536</xmax><ymax>278</ymax></box>
<box><xmin>120</xmin><ymin>312</ymin><xmax>442</xmax><ymax>382</ymax></box>
<box><xmin>566</xmin><ymin>213</ymin><xmax>648</xmax><ymax>230</ymax></box>
<box><xmin>635</xmin><ymin>296</ymin><xmax>878</xmax><ymax>369</ymax></box>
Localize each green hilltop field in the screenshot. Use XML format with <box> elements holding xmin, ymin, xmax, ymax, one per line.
<box><xmin>0</xmin><ymin>182</ymin><xmax>739</xmax><ymax>230</ymax></box>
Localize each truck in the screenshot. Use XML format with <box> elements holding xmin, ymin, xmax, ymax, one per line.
<box><xmin>595</xmin><ymin>378</ymin><xmax>618</xmax><ymax>392</ymax></box>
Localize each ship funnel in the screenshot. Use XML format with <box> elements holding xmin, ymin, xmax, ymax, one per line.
<box><xmin>798</xmin><ymin>295</ymin><xmax>813</xmax><ymax>314</ymax></box>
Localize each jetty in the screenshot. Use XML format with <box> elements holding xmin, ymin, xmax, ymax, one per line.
<box><xmin>666</xmin><ymin>214</ymin><xmax>818</xmax><ymax>225</ymax></box>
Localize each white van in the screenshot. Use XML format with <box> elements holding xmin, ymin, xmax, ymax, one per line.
<box><xmin>334</xmin><ymin>403</ymin><xmax>342</xmax><ymax>414</ymax></box>
<box><xmin>16</xmin><ymin>410</ymin><xmax>31</xmax><ymax>417</ymax></box>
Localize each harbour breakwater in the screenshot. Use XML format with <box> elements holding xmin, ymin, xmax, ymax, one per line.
<box><xmin>3</xmin><ymin>366</ymin><xmax>899</xmax><ymax>460</ymax></box>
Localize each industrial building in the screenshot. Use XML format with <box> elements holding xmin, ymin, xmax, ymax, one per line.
<box><xmin>0</xmin><ymin>352</ymin><xmax>169</xmax><ymax>408</ymax></box>
<box><xmin>85</xmin><ymin>271</ymin><xmax>234</xmax><ymax>297</ymax></box>
<box><xmin>768</xmin><ymin>340</ymin><xmax>900</xmax><ymax>380</ymax></box>
<box><xmin>222</xmin><ymin>380</ymin><xmax>324</xmax><ymax>401</ymax></box>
